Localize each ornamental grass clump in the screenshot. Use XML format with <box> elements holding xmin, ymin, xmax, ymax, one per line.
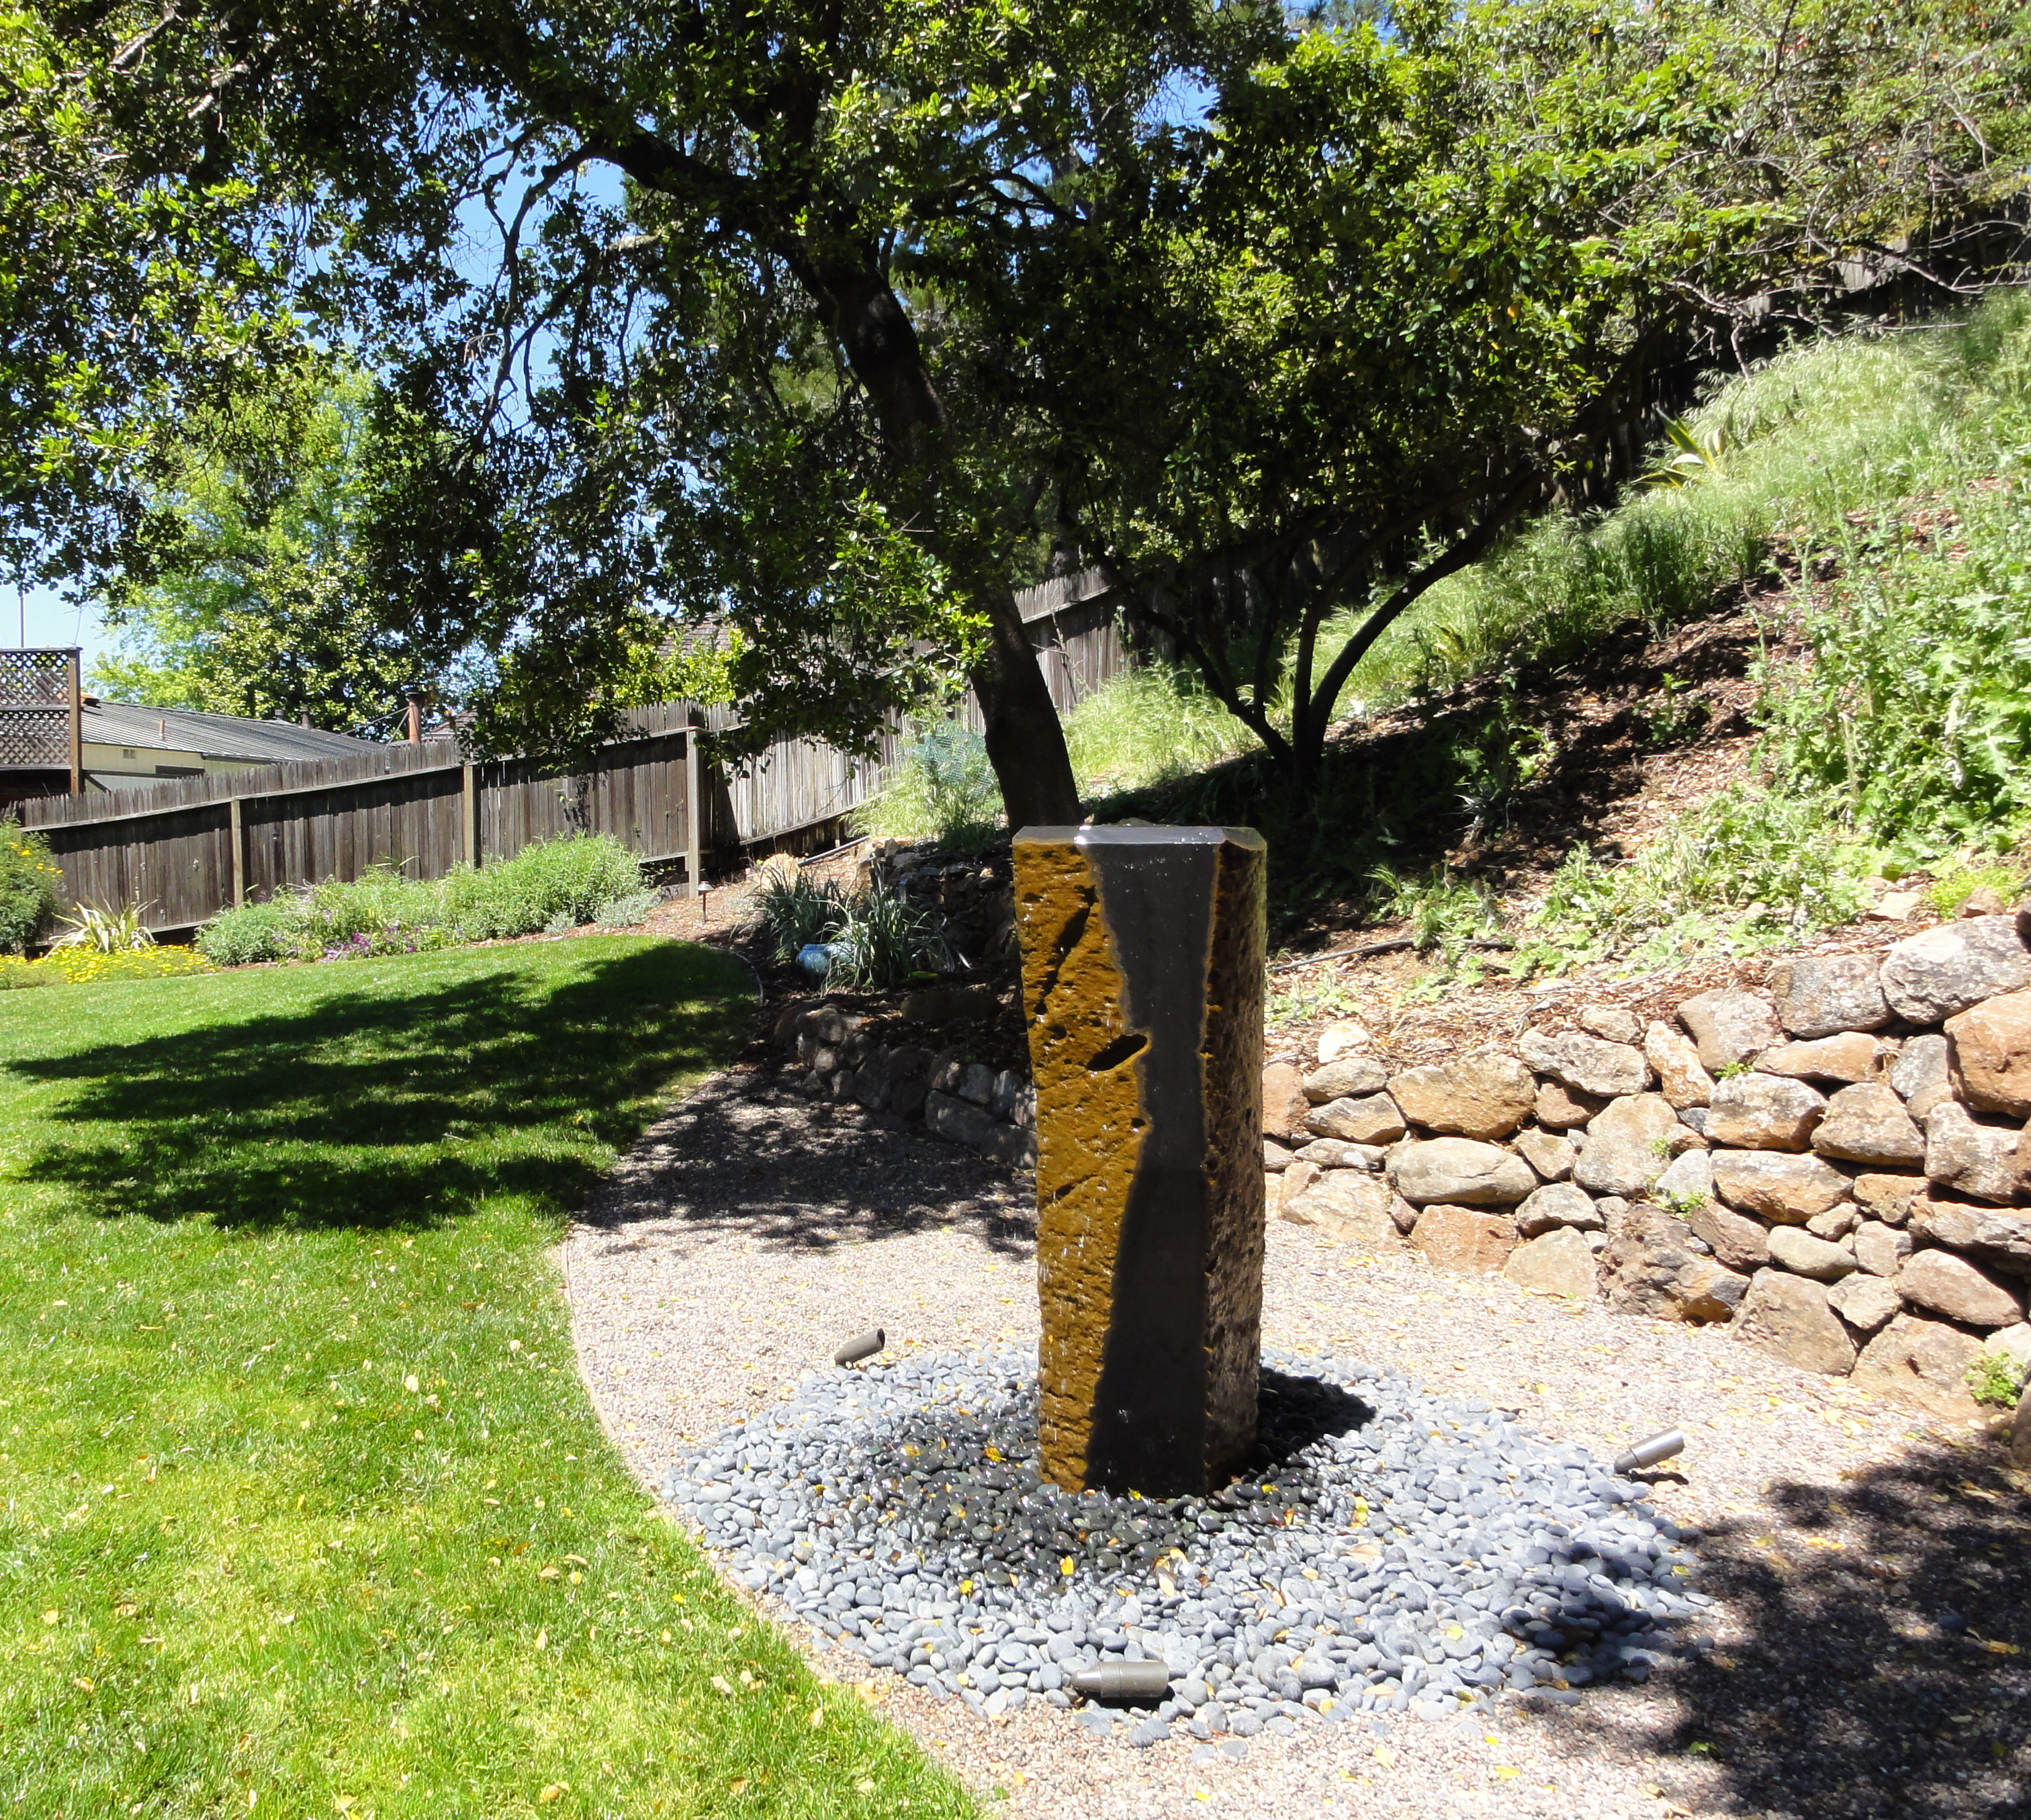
<box><xmin>0</xmin><ymin>819</ymin><xmax>60</xmax><ymax>954</ymax></box>
<box><xmin>754</xmin><ymin>871</ymin><xmax>849</xmax><ymax>964</ymax></box>
<box><xmin>50</xmin><ymin>896</ymin><xmax>156</xmax><ymax>954</ymax></box>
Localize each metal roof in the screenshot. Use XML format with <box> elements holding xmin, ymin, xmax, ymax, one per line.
<box><xmin>82</xmin><ymin>700</ymin><xmax>384</xmax><ymax>764</ymax></box>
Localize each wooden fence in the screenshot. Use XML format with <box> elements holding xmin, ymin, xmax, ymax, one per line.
<box><xmin>15</xmin><ymin>578</ymin><xmax>1142</xmax><ymax>934</ymax></box>
<box><xmin>18</xmin><ymin>706</ymin><xmax>702</xmax><ymax>936</ymax></box>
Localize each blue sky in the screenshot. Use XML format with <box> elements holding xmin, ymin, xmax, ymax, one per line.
<box><xmin>9</xmin><ymin>583</ymin><xmax>110</xmax><ymax>672</ymax></box>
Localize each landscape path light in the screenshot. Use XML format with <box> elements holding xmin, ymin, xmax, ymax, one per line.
<box><xmin>1612</xmin><ymin>1429</ymin><xmax>1687</xmax><ymax>1475</ymax></box>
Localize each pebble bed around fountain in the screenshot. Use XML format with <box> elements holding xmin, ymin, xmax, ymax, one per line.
<box><xmin>662</xmin><ymin>1347</ymin><xmax>1709</xmax><ymax>1743</ymax></box>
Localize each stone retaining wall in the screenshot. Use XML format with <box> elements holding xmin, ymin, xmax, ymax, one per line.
<box><xmin>783</xmin><ymin>1003</ymin><xmax>1037</xmax><ymax>1167</ymax></box>
<box><xmin>1265</xmin><ymin>911</ymin><xmax>2031</xmax><ymax>1419</ymax></box>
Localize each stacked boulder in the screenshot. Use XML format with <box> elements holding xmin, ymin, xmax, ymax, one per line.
<box><xmin>1266</xmin><ymin>913</ymin><xmax>2031</xmax><ymax>1415</ymax></box>
<box><xmin>788</xmin><ymin>1004</ymin><xmax>1036</xmax><ymax>1167</ymax></box>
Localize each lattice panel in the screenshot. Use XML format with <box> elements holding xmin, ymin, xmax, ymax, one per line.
<box><xmin>0</xmin><ymin>649</ymin><xmax>75</xmax><ymax>768</ymax></box>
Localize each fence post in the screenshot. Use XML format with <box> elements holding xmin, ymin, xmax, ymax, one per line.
<box><xmin>461</xmin><ymin>762</ymin><xmax>480</xmax><ymax>868</ymax></box>
<box><xmin>66</xmin><ymin>649</ymin><xmax>83</xmax><ymax>797</ymax></box>
<box><xmin>684</xmin><ymin>724</ymin><xmax>703</xmax><ymax>897</ymax></box>
<box><xmin>227</xmin><ymin>797</ymin><xmax>247</xmax><ymax>908</ymax></box>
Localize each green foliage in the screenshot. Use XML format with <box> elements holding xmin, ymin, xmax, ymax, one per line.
<box><xmin>1513</xmin><ymin>786</ymin><xmax>1879</xmax><ymax>977</ymax></box>
<box><xmin>754</xmin><ymin>873</ymin><xmax>850</xmax><ymax>966</ymax></box>
<box><xmin>1064</xmin><ymin>666</ymin><xmax>1259</xmax><ymax>801</ymax></box>
<box><xmin>443</xmin><ymin>835</ymin><xmax>645</xmax><ymax>940</ymax></box>
<box><xmin>1642</xmin><ymin>418</ymin><xmax>1734</xmax><ymax>490</ymax></box>
<box><xmin>0</xmin><ymin>818</ymin><xmax>60</xmax><ymax>955</ymax></box>
<box><xmin>1265</xmin><ymin>970</ymin><xmax>1363</xmax><ymax>1031</ymax></box>
<box><xmin>1924</xmin><ymin>864</ymin><xmax>2026</xmax><ymax>917</ymax></box>
<box><xmin>1637</xmin><ymin>674</ymin><xmax>1710</xmax><ymax>748</ymax></box>
<box><xmin>93</xmin><ymin>362</ymin><xmax>436</xmax><ymax>740</ymax></box>
<box><xmin>1056</xmin><ymin>0</ymin><xmax>2029</xmax><ymax>794</ymax></box>
<box><xmin>864</xmin><ymin>667</ymin><xmax>1258</xmax><ymax>842</ymax></box>
<box><xmin>827</xmin><ymin>880</ymin><xmax>958</xmax><ymax>992</ymax></box>
<box><xmin>0</xmin><ymin>939</ymin><xmax>971</xmax><ymax>1815</ymax></box>
<box><xmin>1368</xmin><ymin>865</ymin><xmax>1503</xmax><ymax>961</ymax></box>
<box><xmin>1653</xmin><ymin>1188</ymin><xmax>1710</xmax><ymax>1220</ymax></box>
<box><xmin>1968</xmin><ymin>1350</ymin><xmax>2026</xmax><ymax>1410</ymax></box>
<box><xmin>1326</xmin><ymin>299</ymin><xmax>2031</xmax><ymax>978</ymax></box>
<box><xmin>1762</xmin><ymin>506</ymin><xmax>2031</xmax><ymax>864</ymax></box>
<box><xmin>0</xmin><ymin>4</ymin><xmax>303</xmax><ymax>594</ymax></box>
<box><xmin>189</xmin><ymin>895</ymin><xmax>302</xmax><ymax>968</ymax></box>
<box><xmin>859</xmin><ymin>724</ymin><xmax>1004</xmax><ymax>848</ymax></box>
<box><xmin>50</xmin><ymin>897</ymin><xmax>155</xmax><ymax>953</ymax></box>
<box><xmin>592</xmin><ymin>888</ymin><xmax>660</xmax><ymax>929</ymax></box>
<box><xmin>753</xmin><ymin>870</ymin><xmax>955</xmax><ymax>989</ymax></box>
<box><xmin>194</xmin><ymin>835</ymin><xmax>647</xmax><ymax>965</ymax></box>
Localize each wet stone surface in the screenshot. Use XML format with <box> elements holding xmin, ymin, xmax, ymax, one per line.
<box><xmin>661</xmin><ymin>1346</ymin><xmax>1707</xmax><ymax>1742</ymax></box>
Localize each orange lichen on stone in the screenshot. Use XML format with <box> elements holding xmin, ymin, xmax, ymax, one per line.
<box><xmin>1016</xmin><ymin>837</ymin><xmax>1148</xmax><ymax>1490</ymax></box>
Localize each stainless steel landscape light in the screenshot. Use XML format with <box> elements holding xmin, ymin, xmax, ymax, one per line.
<box><xmin>1612</xmin><ymin>1430</ymin><xmax>1687</xmax><ymax>1475</ymax></box>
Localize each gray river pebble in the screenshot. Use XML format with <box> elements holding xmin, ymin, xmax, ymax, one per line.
<box><xmin>661</xmin><ymin>1346</ymin><xmax>1705</xmax><ymax>1740</ymax></box>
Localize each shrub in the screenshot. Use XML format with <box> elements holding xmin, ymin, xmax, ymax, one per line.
<box><xmin>298</xmin><ymin>864</ymin><xmax>448</xmax><ymax>955</ymax></box>
<box><xmin>0</xmin><ymin>819</ymin><xmax>60</xmax><ymax>954</ymax></box>
<box><xmin>592</xmin><ymin>888</ymin><xmax>662</xmax><ymax>929</ymax></box>
<box><xmin>859</xmin><ymin>723</ymin><xmax>1003</xmax><ymax>847</ymax></box>
<box><xmin>194</xmin><ymin>896</ymin><xmax>309</xmax><ymax>967</ymax></box>
<box><xmin>441</xmin><ymin>833</ymin><xmax>643</xmax><ymax>939</ymax></box>
<box><xmin>195</xmin><ymin>833</ymin><xmax>649</xmax><ymax>966</ymax></box>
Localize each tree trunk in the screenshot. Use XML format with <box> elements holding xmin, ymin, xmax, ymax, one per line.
<box><xmin>971</xmin><ymin>587</ymin><xmax>1083</xmax><ymax>828</ymax></box>
<box><xmin>807</xmin><ymin>254</ymin><xmax>1082</xmax><ymax>827</ymax></box>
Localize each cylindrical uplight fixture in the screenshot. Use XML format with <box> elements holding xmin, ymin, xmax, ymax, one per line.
<box><xmin>1069</xmin><ymin>1660</ymin><xmax>1173</xmax><ymax>1702</ymax></box>
<box><xmin>1612</xmin><ymin>1429</ymin><xmax>1686</xmax><ymax>1475</ymax></box>
<box><xmin>833</xmin><ymin>1328</ymin><xmax>885</xmax><ymax>1367</ymax></box>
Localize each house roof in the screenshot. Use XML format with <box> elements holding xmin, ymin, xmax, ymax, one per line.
<box><xmin>83</xmin><ymin>700</ymin><xmax>384</xmax><ymax>764</ymax></box>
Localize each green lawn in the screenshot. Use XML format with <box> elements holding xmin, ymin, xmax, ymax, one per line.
<box><xmin>0</xmin><ymin>940</ymin><xmax>976</xmax><ymax>1819</ymax></box>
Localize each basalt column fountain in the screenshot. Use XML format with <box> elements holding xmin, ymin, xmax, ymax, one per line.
<box><xmin>1011</xmin><ymin>823</ymin><xmax>1268</xmax><ymax>1496</ymax></box>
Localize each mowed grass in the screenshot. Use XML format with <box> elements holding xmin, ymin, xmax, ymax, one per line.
<box><xmin>0</xmin><ymin>939</ymin><xmax>977</xmax><ymax>1820</ymax></box>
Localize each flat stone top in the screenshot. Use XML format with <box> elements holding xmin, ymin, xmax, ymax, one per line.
<box><xmin>1013</xmin><ymin>824</ymin><xmax>1266</xmax><ymax>851</ymax></box>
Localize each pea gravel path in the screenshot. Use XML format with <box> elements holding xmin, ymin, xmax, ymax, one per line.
<box><xmin>563</xmin><ymin>1061</ymin><xmax>2031</xmax><ymax>1820</ymax></box>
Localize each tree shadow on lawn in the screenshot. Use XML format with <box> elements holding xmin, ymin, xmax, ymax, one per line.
<box><xmin>5</xmin><ymin>944</ymin><xmax>750</xmax><ymax>1232</ymax></box>
<box><xmin>1578</xmin><ymin>1432</ymin><xmax>2030</xmax><ymax>1819</ymax></box>
<box><xmin>576</xmin><ymin>1064</ymin><xmax>1039</xmax><ymax>1262</ymax></box>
